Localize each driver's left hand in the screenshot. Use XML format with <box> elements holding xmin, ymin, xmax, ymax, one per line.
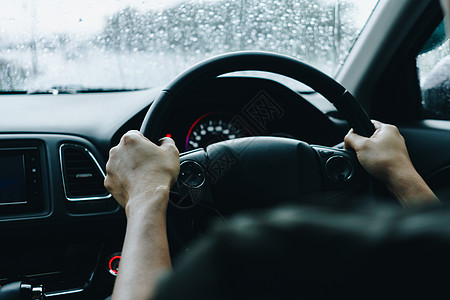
<box><xmin>104</xmin><ymin>130</ymin><xmax>180</xmax><ymax>217</ymax></box>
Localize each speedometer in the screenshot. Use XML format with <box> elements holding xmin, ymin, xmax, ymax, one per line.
<box><xmin>185</xmin><ymin>112</ymin><xmax>252</xmax><ymax>151</ymax></box>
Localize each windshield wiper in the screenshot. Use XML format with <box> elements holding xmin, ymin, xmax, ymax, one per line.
<box><xmin>0</xmin><ymin>91</ymin><xmax>28</xmax><ymax>95</ymax></box>
<box><xmin>28</xmin><ymin>86</ymin><xmax>143</xmax><ymax>95</ymax></box>
<box><xmin>0</xmin><ymin>87</ymin><xmax>143</xmax><ymax>95</ymax></box>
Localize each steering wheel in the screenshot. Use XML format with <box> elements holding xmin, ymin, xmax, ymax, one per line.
<box><xmin>141</xmin><ymin>51</ymin><xmax>375</xmax><ymax>218</ymax></box>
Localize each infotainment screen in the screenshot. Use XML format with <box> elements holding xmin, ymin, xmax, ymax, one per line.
<box><xmin>0</xmin><ymin>154</ymin><xmax>27</xmax><ymax>204</ymax></box>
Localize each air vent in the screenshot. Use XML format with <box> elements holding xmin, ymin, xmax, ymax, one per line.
<box><xmin>60</xmin><ymin>144</ymin><xmax>111</xmax><ymax>201</ymax></box>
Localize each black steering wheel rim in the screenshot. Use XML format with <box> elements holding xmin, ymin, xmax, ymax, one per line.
<box><xmin>141</xmin><ymin>51</ymin><xmax>375</xmax><ymax>141</ymax></box>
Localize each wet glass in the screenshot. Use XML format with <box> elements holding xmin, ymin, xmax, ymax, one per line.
<box><xmin>417</xmin><ymin>20</ymin><xmax>450</xmax><ymax>119</ymax></box>
<box><xmin>0</xmin><ymin>0</ymin><xmax>379</xmax><ymax>92</ymax></box>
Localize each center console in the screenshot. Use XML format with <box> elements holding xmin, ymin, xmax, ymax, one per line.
<box><xmin>0</xmin><ymin>140</ymin><xmax>47</xmax><ymax>216</ymax></box>
<box><xmin>0</xmin><ymin>135</ymin><xmax>123</xmax><ymax>298</ymax></box>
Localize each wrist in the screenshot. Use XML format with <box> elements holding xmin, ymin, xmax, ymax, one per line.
<box><xmin>125</xmin><ymin>185</ymin><xmax>171</xmax><ymax>219</ymax></box>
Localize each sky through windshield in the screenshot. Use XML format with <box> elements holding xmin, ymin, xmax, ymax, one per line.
<box><xmin>0</xmin><ymin>0</ymin><xmax>376</xmax><ymax>36</ymax></box>
<box><xmin>0</xmin><ymin>0</ymin><xmax>379</xmax><ymax>91</ymax></box>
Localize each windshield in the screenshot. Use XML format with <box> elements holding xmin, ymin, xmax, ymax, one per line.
<box><xmin>0</xmin><ymin>0</ymin><xmax>379</xmax><ymax>92</ymax></box>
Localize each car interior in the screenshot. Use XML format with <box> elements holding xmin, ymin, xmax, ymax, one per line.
<box><xmin>0</xmin><ymin>0</ymin><xmax>449</xmax><ymax>299</ymax></box>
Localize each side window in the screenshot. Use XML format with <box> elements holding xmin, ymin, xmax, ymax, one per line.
<box><xmin>416</xmin><ymin>20</ymin><xmax>450</xmax><ymax>119</ymax></box>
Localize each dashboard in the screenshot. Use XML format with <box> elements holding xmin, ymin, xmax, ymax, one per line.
<box><xmin>0</xmin><ymin>75</ymin><xmax>450</xmax><ymax>298</ymax></box>
<box><xmin>0</xmin><ymin>89</ymin><xmax>153</xmax><ymax>298</ymax></box>
<box><xmin>162</xmin><ymin>77</ymin><xmax>346</xmax><ymax>152</ymax></box>
<box><xmin>0</xmin><ymin>76</ymin><xmax>346</xmax><ymax>298</ymax></box>
<box><xmin>0</xmin><ymin>134</ymin><xmax>122</xmax><ymax>298</ymax></box>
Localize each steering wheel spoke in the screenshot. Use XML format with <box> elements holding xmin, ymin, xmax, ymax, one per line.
<box><xmin>170</xmin><ymin>149</ymin><xmax>214</xmax><ymax>210</ymax></box>
<box><xmin>312</xmin><ymin>145</ymin><xmax>369</xmax><ymax>197</ymax></box>
<box><xmin>170</xmin><ymin>138</ymin><xmax>369</xmax><ymax>217</ymax></box>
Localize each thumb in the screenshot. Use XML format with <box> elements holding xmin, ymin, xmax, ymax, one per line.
<box><xmin>344</xmin><ymin>129</ymin><xmax>368</xmax><ymax>151</ymax></box>
<box><xmin>158</xmin><ymin>137</ymin><xmax>177</xmax><ymax>149</ymax></box>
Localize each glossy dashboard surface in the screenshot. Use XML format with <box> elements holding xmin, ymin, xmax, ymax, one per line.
<box><xmin>0</xmin><ymin>76</ymin><xmax>345</xmax><ymax>298</ymax></box>
<box><xmin>1</xmin><ymin>74</ymin><xmax>450</xmax><ymax>298</ymax></box>
<box><xmin>2</xmin><ymin>75</ymin><xmax>449</xmax><ymax>299</ymax></box>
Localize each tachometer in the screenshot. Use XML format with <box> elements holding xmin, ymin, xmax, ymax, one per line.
<box><xmin>185</xmin><ymin>112</ymin><xmax>252</xmax><ymax>151</ymax></box>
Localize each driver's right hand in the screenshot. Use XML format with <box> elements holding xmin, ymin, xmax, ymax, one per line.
<box><xmin>344</xmin><ymin>120</ymin><xmax>439</xmax><ymax>207</ymax></box>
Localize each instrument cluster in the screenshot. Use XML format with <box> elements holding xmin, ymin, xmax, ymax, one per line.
<box><xmin>184</xmin><ymin>112</ymin><xmax>253</xmax><ymax>151</ymax></box>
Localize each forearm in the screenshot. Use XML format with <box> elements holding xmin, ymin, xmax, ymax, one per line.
<box><xmin>112</xmin><ymin>187</ymin><xmax>172</xmax><ymax>300</ymax></box>
<box><xmin>386</xmin><ymin>168</ymin><xmax>439</xmax><ymax>208</ymax></box>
